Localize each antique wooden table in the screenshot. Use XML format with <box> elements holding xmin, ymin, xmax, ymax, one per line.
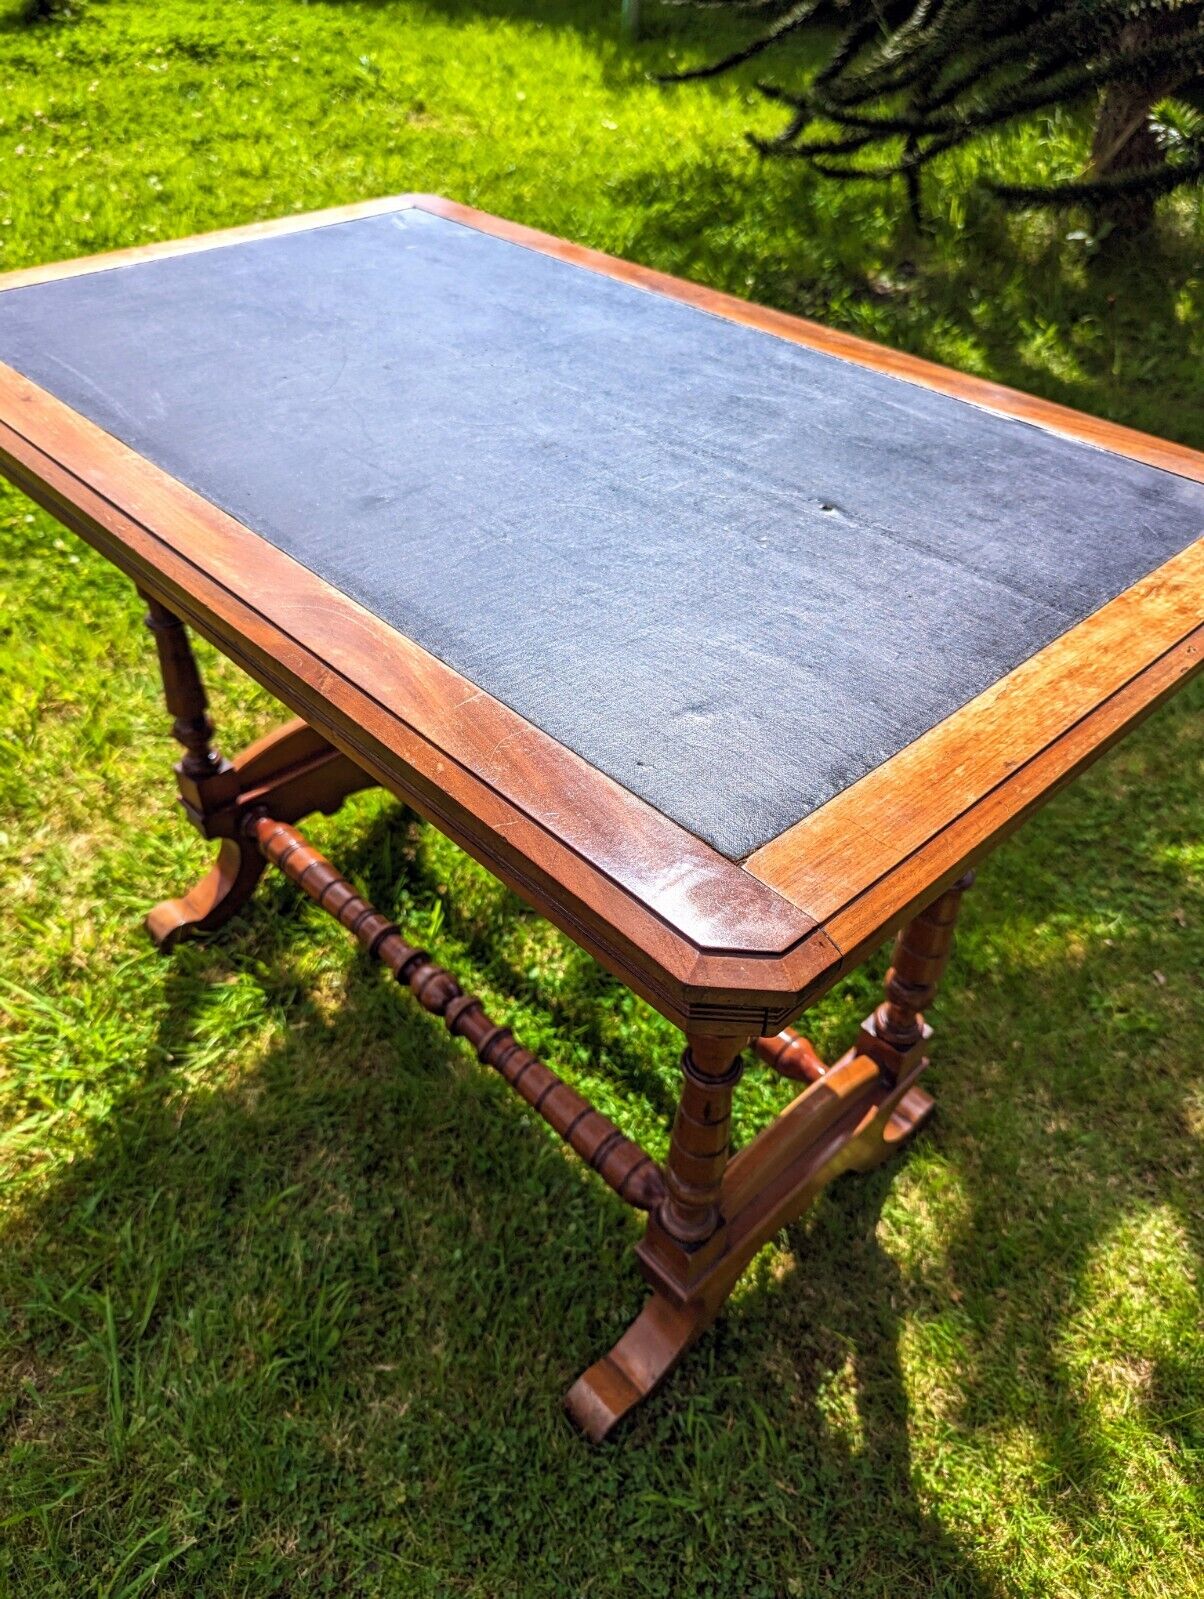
<box><xmin>0</xmin><ymin>195</ymin><xmax>1200</xmax><ymax>1441</ymax></box>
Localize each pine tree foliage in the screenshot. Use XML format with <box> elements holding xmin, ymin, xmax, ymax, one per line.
<box><xmin>668</xmin><ymin>1</ymin><xmax>1204</xmax><ymax>225</ymax></box>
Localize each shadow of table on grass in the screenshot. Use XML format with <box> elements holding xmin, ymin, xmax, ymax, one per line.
<box><xmin>3</xmin><ymin>679</ymin><xmax>1201</xmax><ymax>1594</ymax></box>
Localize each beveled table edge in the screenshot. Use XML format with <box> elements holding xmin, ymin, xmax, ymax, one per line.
<box><xmin>2</xmin><ymin>192</ymin><xmax>1201</xmax><ymax>1032</ymax></box>
<box><xmin>748</xmin><ymin>605</ymin><xmax>1204</xmax><ymax>960</ymax></box>
<box><xmin>0</xmin><ymin>361</ymin><xmax>837</xmax><ymax>1035</ymax></box>
<box><xmin>414</xmin><ymin>195</ymin><xmax>1204</xmax><ymax>487</ymax></box>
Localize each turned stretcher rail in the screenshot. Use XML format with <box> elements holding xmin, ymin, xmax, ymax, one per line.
<box><xmin>753</xmin><ymin>1028</ymin><xmax>827</xmax><ymax>1084</ymax></box>
<box><xmin>249</xmin><ymin>813</ymin><xmax>667</xmax><ymax>1212</ymax></box>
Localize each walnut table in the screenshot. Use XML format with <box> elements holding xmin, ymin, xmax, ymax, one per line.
<box><xmin>0</xmin><ymin>195</ymin><xmax>1200</xmax><ymax>1441</ymax></box>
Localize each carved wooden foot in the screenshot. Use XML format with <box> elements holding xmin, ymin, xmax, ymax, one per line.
<box><xmin>565</xmin><ymin>1049</ymin><xmax>897</xmax><ymax>1440</ymax></box>
<box><xmin>872</xmin><ymin>1081</ymin><xmax>936</xmax><ymax>1155</ymax></box>
<box><xmin>840</xmin><ymin>1063</ymin><xmax>935</xmax><ymax>1173</ymax></box>
<box><xmin>139</xmin><ymin>590</ymin><xmax>375</xmax><ymax>950</ymax></box>
<box><xmin>145</xmin><ymin>717</ymin><xmax>375</xmax><ymax>950</ymax></box>
<box><xmin>565</xmin><ymin>1291</ymin><xmax>709</xmax><ymax>1443</ymax></box>
<box><xmin>568</xmin><ymin>874</ymin><xmax>977</xmax><ymax>1440</ymax></box>
<box><xmin>146</xmin><ymin>837</ymin><xmax>266</xmax><ymax>951</ymax></box>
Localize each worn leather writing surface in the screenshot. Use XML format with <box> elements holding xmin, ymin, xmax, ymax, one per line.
<box><xmin>0</xmin><ymin>208</ymin><xmax>1200</xmax><ymax>857</ymax></box>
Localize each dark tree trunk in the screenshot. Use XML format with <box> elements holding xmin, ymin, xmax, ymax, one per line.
<box><xmin>1089</xmin><ymin>16</ymin><xmax>1190</xmax><ymax>237</ymax></box>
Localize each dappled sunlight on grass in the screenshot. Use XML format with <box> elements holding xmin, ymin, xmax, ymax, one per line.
<box><xmin>877</xmin><ymin>1155</ymin><xmax>974</xmax><ymax>1282</ymax></box>
<box><xmin>0</xmin><ymin>1</ymin><xmax>1201</xmax><ymax>1593</ymax></box>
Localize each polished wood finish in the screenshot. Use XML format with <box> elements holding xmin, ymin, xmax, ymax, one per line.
<box><xmin>2</xmin><ymin>195</ymin><xmax>1200</xmax><ymax>1038</ymax></box>
<box><xmin>659</xmin><ymin>1034</ymin><xmax>750</xmax><ymax>1248</ymax></box>
<box><xmin>146</xmin><ymin>836</ymin><xmax>266</xmax><ymax>952</ymax></box>
<box><xmin>858</xmin><ymin>871</ymin><xmax>975</xmax><ymax>1081</ymax></box>
<box><xmin>252</xmin><ymin>814</ymin><xmax>666</xmax><ymax>1213</ymax></box>
<box><xmin>1</xmin><ymin>197</ymin><xmax>1199</xmax><ymax>1440</ymax></box>
<box><xmin>0</xmin><ymin>364</ymin><xmax>830</xmax><ymax>1034</ymax></box>
<box><xmin>145</xmin><ymin>708</ymin><xmax>374</xmax><ymax>951</ymax></box>
<box><xmin>140</xmin><ymin>585</ymin><xmax>255</xmax><ymax>948</ymax></box>
<box><xmin>746</xmin><ymin>545</ymin><xmax>1203</xmax><ymax>974</ymax></box>
<box><xmin>567</xmin><ymin>872</ymin><xmax>973</xmax><ymax>1442</ymax></box>
<box><xmin>141</xmin><ymin>590</ymin><xmax>224</xmax><ymax>783</ymax></box>
<box><xmin>567</xmin><ymin>1048</ymin><xmax>931</xmax><ymax>1441</ymax></box>
<box><xmin>753</xmin><ymin>1028</ymin><xmax>827</xmax><ymax>1084</ymax></box>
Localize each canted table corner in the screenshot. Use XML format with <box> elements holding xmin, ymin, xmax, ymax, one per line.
<box><xmin>1</xmin><ymin>194</ymin><xmax>1200</xmax><ymax>1442</ymax></box>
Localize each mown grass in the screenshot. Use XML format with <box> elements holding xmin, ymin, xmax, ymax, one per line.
<box><xmin>0</xmin><ymin>2</ymin><xmax>1200</xmax><ymax>1595</ymax></box>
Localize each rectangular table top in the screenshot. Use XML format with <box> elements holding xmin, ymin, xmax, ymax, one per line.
<box><xmin>1</xmin><ymin>201</ymin><xmax>1200</xmax><ymax>861</ymax></box>
<box><xmin>0</xmin><ymin>195</ymin><xmax>1200</xmax><ymax>1031</ymax></box>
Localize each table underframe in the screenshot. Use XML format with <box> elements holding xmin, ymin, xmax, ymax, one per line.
<box><xmin>140</xmin><ymin>587</ymin><xmax>974</xmax><ymax>1442</ymax></box>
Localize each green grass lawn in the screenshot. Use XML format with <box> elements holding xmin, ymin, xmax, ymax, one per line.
<box><xmin>0</xmin><ymin>2</ymin><xmax>1201</xmax><ymax>1594</ymax></box>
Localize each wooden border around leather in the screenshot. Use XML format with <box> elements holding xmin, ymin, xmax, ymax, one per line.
<box><xmin>403</xmin><ymin>200</ymin><xmax>1204</xmax><ymax>970</ymax></box>
<box><xmin>1</xmin><ymin>193</ymin><xmax>1201</xmax><ymax>1032</ymax></box>
<box><xmin>0</xmin><ymin>362</ymin><xmax>836</xmax><ymax>1035</ymax></box>
<box><xmin>745</xmin><ymin>574</ymin><xmax>1203</xmax><ymax>946</ymax></box>
<box><xmin>413</xmin><ymin>195</ymin><xmax>1204</xmax><ymax>486</ymax></box>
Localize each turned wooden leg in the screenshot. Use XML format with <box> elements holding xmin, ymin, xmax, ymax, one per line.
<box><xmin>867</xmin><ymin>870</ymin><xmax>977</xmax><ymax>1072</ymax></box>
<box><xmin>140</xmin><ymin>591</ymin><xmax>262</xmax><ymax>948</ymax></box>
<box><xmin>141</xmin><ymin>590</ymin><xmax>227</xmax><ymax>789</ymax></box>
<box><xmin>140</xmin><ymin>591</ymin><xmax>374</xmax><ymax>949</ymax></box>
<box><xmin>659</xmin><ymin>1033</ymin><xmax>748</xmax><ymax>1249</ymax></box>
<box><xmin>565</xmin><ymin>1031</ymin><xmax>750</xmax><ymax>1441</ymax></box>
<box><xmin>843</xmin><ymin>869</ymin><xmax>976</xmax><ymax>1168</ymax></box>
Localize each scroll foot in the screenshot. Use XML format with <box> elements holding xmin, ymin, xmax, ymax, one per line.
<box><xmin>842</xmin><ymin>1062</ymin><xmax>936</xmax><ymax>1174</ymax></box>
<box><xmin>565</xmin><ymin>1291</ymin><xmax>708</xmax><ymax>1444</ymax></box>
<box><xmin>145</xmin><ymin>837</ymin><xmax>266</xmax><ymax>951</ymax></box>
